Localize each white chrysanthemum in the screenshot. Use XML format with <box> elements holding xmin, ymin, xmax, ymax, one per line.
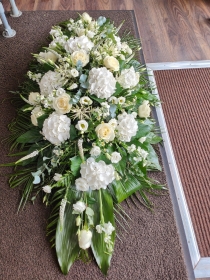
<box><xmin>39</xmin><ymin>71</ymin><xmax>63</xmax><ymax>96</ymax></box>
<box><xmin>90</xmin><ymin>146</ymin><xmax>101</xmax><ymax>157</ymax></box>
<box><xmin>42</xmin><ymin>112</ymin><xmax>71</xmax><ymax>145</ymax></box>
<box><xmin>65</xmin><ymin>35</ymin><xmax>94</xmax><ymax>53</ymax></box>
<box><xmin>117</xmin><ymin>66</ymin><xmax>139</xmax><ymax>89</ymax></box>
<box><xmin>117</xmin><ymin>112</ymin><xmax>138</xmax><ymax>142</ymax></box>
<box><xmin>88</xmin><ymin>67</ymin><xmax>116</xmax><ymax>99</ymax></box>
<box><xmin>80</xmin><ymin>157</ymin><xmax>115</xmax><ymax>190</ymax></box>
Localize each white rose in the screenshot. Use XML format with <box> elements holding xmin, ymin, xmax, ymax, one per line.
<box><xmin>95</xmin><ymin>123</ymin><xmax>115</xmax><ymax>142</ymax></box>
<box><xmin>138</xmin><ymin>100</ymin><xmax>151</xmax><ymax>118</ymax></box>
<box><xmin>75</xmin><ymin>177</ymin><xmax>89</xmax><ymax>191</ymax></box>
<box><xmin>81</xmin><ymin>12</ymin><xmax>92</xmax><ymax>23</ymax></box>
<box><xmin>117</xmin><ymin>66</ymin><xmax>139</xmax><ymax>89</ymax></box>
<box><xmin>103</xmin><ymin>56</ymin><xmax>119</xmax><ymax>71</ymax></box>
<box><xmin>73</xmin><ymin>201</ymin><xmax>86</xmax><ymax>213</ymax></box>
<box><xmin>80</xmin><ymin>96</ymin><xmax>92</xmax><ymax>105</ymax></box>
<box><xmin>53</xmin><ymin>93</ymin><xmax>71</xmax><ymax>114</ymax></box>
<box><xmin>75</xmin><ymin>120</ymin><xmax>88</xmax><ymax>132</ymax></box>
<box><xmin>42</xmin><ymin>185</ymin><xmax>52</xmax><ymax>193</ymax></box>
<box><xmin>110</xmin><ymin>152</ymin><xmax>122</xmax><ymax>163</ymax></box>
<box><xmin>28</xmin><ymin>92</ymin><xmax>40</xmax><ymax>105</ymax></box>
<box><xmin>53</xmin><ymin>173</ymin><xmax>62</xmax><ymax>181</ymax></box>
<box><xmin>90</xmin><ymin>146</ymin><xmax>101</xmax><ymax>157</ymax></box>
<box><xmin>38</xmin><ymin>51</ymin><xmax>58</xmax><ymax>63</ymax></box>
<box><xmin>70</xmin><ymin>68</ymin><xmax>79</xmax><ymax>77</ymax></box>
<box><xmin>71</xmin><ymin>50</ymin><xmax>89</xmax><ymax>67</ymax></box>
<box><xmin>78</xmin><ymin>229</ymin><xmax>92</xmax><ymax>250</ymax></box>
<box><xmin>31</xmin><ymin>106</ymin><xmax>44</xmax><ymax>126</ymax></box>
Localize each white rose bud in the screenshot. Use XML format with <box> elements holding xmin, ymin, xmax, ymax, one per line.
<box><xmin>73</xmin><ymin>201</ymin><xmax>86</xmax><ymax>213</ymax></box>
<box><xmin>138</xmin><ymin>100</ymin><xmax>151</xmax><ymax>118</ymax></box>
<box><xmin>103</xmin><ymin>56</ymin><xmax>119</xmax><ymax>72</ymax></box>
<box><xmin>95</xmin><ymin>123</ymin><xmax>115</xmax><ymax>142</ymax></box>
<box><xmin>71</xmin><ymin>50</ymin><xmax>89</xmax><ymax>67</ymax></box>
<box><xmin>38</xmin><ymin>51</ymin><xmax>58</xmax><ymax>63</ymax></box>
<box><xmin>28</xmin><ymin>92</ymin><xmax>40</xmax><ymax>105</ymax></box>
<box><xmin>81</xmin><ymin>12</ymin><xmax>92</xmax><ymax>23</ymax></box>
<box><xmin>42</xmin><ymin>185</ymin><xmax>52</xmax><ymax>193</ymax></box>
<box><xmin>78</xmin><ymin>229</ymin><xmax>92</xmax><ymax>250</ymax></box>
<box><xmin>53</xmin><ymin>93</ymin><xmax>71</xmax><ymax>114</ymax></box>
<box><xmin>76</xmin><ymin>216</ymin><xmax>81</xmax><ymax>226</ymax></box>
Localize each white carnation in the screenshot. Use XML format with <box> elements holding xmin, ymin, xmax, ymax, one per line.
<box><xmin>90</xmin><ymin>146</ymin><xmax>101</xmax><ymax>157</ymax></box>
<box><xmin>42</xmin><ymin>112</ymin><xmax>71</xmax><ymax>145</ymax></box>
<box><xmin>80</xmin><ymin>157</ymin><xmax>115</xmax><ymax>190</ymax></box>
<box><xmin>39</xmin><ymin>71</ymin><xmax>63</xmax><ymax>96</ymax></box>
<box><xmin>88</xmin><ymin>67</ymin><xmax>116</xmax><ymax>100</ymax></box>
<box><xmin>117</xmin><ymin>112</ymin><xmax>138</xmax><ymax>142</ymax></box>
<box><xmin>117</xmin><ymin>66</ymin><xmax>139</xmax><ymax>89</ymax></box>
<box><xmin>65</xmin><ymin>35</ymin><xmax>94</xmax><ymax>53</ymax></box>
<box><xmin>110</xmin><ymin>152</ymin><xmax>122</xmax><ymax>163</ymax></box>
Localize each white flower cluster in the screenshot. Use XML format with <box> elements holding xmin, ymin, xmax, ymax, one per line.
<box><xmin>117</xmin><ymin>66</ymin><xmax>140</xmax><ymax>89</ymax></box>
<box><xmin>65</xmin><ymin>35</ymin><xmax>94</xmax><ymax>53</ymax></box>
<box><xmin>116</xmin><ymin>112</ymin><xmax>138</xmax><ymax>142</ymax></box>
<box><xmin>39</xmin><ymin>71</ymin><xmax>64</xmax><ymax>96</ymax></box>
<box><xmin>75</xmin><ymin>157</ymin><xmax>115</xmax><ymax>191</ymax></box>
<box><xmin>42</xmin><ymin>112</ymin><xmax>71</xmax><ymax>145</ymax></box>
<box><xmin>96</xmin><ymin>221</ymin><xmax>115</xmax><ymax>253</ymax></box>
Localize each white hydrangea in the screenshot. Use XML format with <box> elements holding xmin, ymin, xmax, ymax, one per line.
<box><xmin>39</xmin><ymin>71</ymin><xmax>63</xmax><ymax>96</ymax></box>
<box><xmin>117</xmin><ymin>66</ymin><xmax>139</xmax><ymax>89</ymax></box>
<box><xmin>42</xmin><ymin>112</ymin><xmax>71</xmax><ymax>145</ymax></box>
<box><xmin>65</xmin><ymin>35</ymin><xmax>94</xmax><ymax>53</ymax></box>
<box><xmin>88</xmin><ymin>67</ymin><xmax>116</xmax><ymax>99</ymax></box>
<box><xmin>117</xmin><ymin>112</ymin><xmax>138</xmax><ymax>142</ymax></box>
<box><xmin>80</xmin><ymin>157</ymin><xmax>115</xmax><ymax>190</ymax></box>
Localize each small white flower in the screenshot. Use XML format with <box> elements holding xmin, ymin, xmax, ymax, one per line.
<box><xmin>69</xmin><ymin>83</ymin><xmax>78</xmax><ymax>90</ymax></box>
<box><xmin>108</xmin><ymin>96</ymin><xmax>118</xmax><ymax>104</ymax></box>
<box><xmin>31</xmin><ymin>106</ymin><xmax>44</xmax><ymax>126</ymax></box>
<box><xmin>96</xmin><ymin>224</ymin><xmax>103</xmax><ymax>234</ymax></box>
<box><xmin>117</xmin><ymin>66</ymin><xmax>139</xmax><ymax>89</ymax></box>
<box><xmin>53</xmin><ymin>173</ymin><xmax>62</xmax><ymax>181</ymax></box>
<box><xmin>75</xmin><ymin>120</ymin><xmax>88</xmax><ymax>132</ymax></box>
<box><xmin>70</xmin><ymin>68</ymin><xmax>79</xmax><ymax>77</ymax></box>
<box><xmin>80</xmin><ymin>96</ymin><xmax>93</xmax><ymax>105</ymax></box>
<box><xmin>110</xmin><ymin>152</ymin><xmax>122</xmax><ymax>163</ymax></box>
<box><xmin>90</xmin><ymin>146</ymin><xmax>101</xmax><ymax>157</ymax></box>
<box><xmin>76</xmin><ymin>216</ymin><xmax>81</xmax><ymax>226</ymax></box>
<box><xmin>139</xmin><ymin>137</ymin><xmax>146</xmax><ymax>143</ymax></box>
<box><xmin>81</xmin><ymin>12</ymin><xmax>92</xmax><ymax>23</ymax></box>
<box><xmin>108</xmin><ymin>118</ymin><xmax>118</xmax><ymax>129</ymax></box>
<box><xmin>42</xmin><ymin>185</ymin><xmax>52</xmax><ymax>193</ymax></box>
<box><xmin>73</xmin><ymin>201</ymin><xmax>86</xmax><ymax>213</ymax></box>
<box><xmin>118</xmin><ymin>96</ymin><xmax>125</xmax><ymax>104</ymax></box>
<box><xmin>28</xmin><ymin>92</ymin><xmax>40</xmax><ymax>105</ymax></box>
<box><xmin>78</xmin><ymin>229</ymin><xmax>92</xmax><ymax>250</ymax></box>
<box><xmin>75</xmin><ymin>177</ymin><xmax>89</xmax><ymax>191</ymax></box>
<box><xmin>103</xmin><ymin>222</ymin><xmax>115</xmax><ymax>235</ymax></box>
<box><xmin>127</xmin><ymin>144</ymin><xmax>136</xmax><ymax>153</ymax></box>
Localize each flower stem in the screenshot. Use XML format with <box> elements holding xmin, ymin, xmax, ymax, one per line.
<box><xmin>99</xmin><ymin>189</ymin><xmax>105</xmax><ymax>224</ymax></box>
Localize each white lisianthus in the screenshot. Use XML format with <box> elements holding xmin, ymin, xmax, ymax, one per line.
<box><xmin>53</xmin><ymin>173</ymin><xmax>62</xmax><ymax>181</ymax></box>
<box><xmin>95</xmin><ymin>123</ymin><xmax>115</xmax><ymax>142</ymax></box>
<box><xmin>69</xmin><ymin>83</ymin><xmax>78</xmax><ymax>90</ymax></box>
<box><xmin>53</xmin><ymin>93</ymin><xmax>71</xmax><ymax>114</ymax></box>
<box><xmin>71</xmin><ymin>50</ymin><xmax>89</xmax><ymax>67</ymax></box>
<box><xmin>31</xmin><ymin>106</ymin><xmax>44</xmax><ymax>126</ymax></box>
<box><xmin>138</xmin><ymin>100</ymin><xmax>151</xmax><ymax>118</ymax></box>
<box><xmin>117</xmin><ymin>112</ymin><xmax>138</xmax><ymax>142</ymax></box>
<box><xmin>108</xmin><ymin>118</ymin><xmax>118</xmax><ymax>129</ymax></box>
<box><xmin>108</xmin><ymin>96</ymin><xmax>118</xmax><ymax>104</ymax></box>
<box><xmin>75</xmin><ymin>177</ymin><xmax>89</xmax><ymax>192</ymax></box>
<box><xmin>80</xmin><ymin>157</ymin><xmax>115</xmax><ymax>190</ymax></box>
<box><xmin>39</xmin><ymin>71</ymin><xmax>63</xmax><ymax>96</ymax></box>
<box><xmin>127</xmin><ymin>144</ymin><xmax>136</xmax><ymax>153</ymax></box>
<box><xmin>70</xmin><ymin>68</ymin><xmax>79</xmax><ymax>77</ymax></box>
<box><xmin>42</xmin><ymin>185</ymin><xmax>52</xmax><ymax>193</ymax></box>
<box><xmin>110</xmin><ymin>152</ymin><xmax>122</xmax><ymax>163</ymax></box>
<box><xmin>75</xmin><ymin>120</ymin><xmax>88</xmax><ymax>132</ymax></box>
<box><xmin>78</xmin><ymin>229</ymin><xmax>92</xmax><ymax>250</ymax></box>
<box><xmin>117</xmin><ymin>66</ymin><xmax>139</xmax><ymax>89</ymax></box>
<box><xmin>90</xmin><ymin>146</ymin><xmax>101</xmax><ymax>157</ymax></box>
<box><xmin>37</xmin><ymin>51</ymin><xmax>58</xmax><ymax>63</ymax></box>
<box><xmin>118</xmin><ymin>96</ymin><xmax>125</xmax><ymax>104</ymax></box>
<box><xmin>81</xmin><ymin>12</ymin><xmax>92</xmax><ymax>23</ymax></box>
<box><xmin>73</xmin><ymin>201</ymin><xmax>86</xmax><ymax>213</ymax></box>
<box><xmin>28</xmin><ymin>92</ymin><xmax>40</xmax><ymax>105</ymax></box>
<box><xmin>65</xmin><ymin>35</ymin><xmax>94</xmax><ymax>53</ymax></box>
<box><xmin>88</xmin><ymin>67</ymin><xmax>116</xmax><ymax>99</ymax></box>
<box><xmin>80</xmin><ymin>96</ymin><xmax>93</xmax><ymax>105</ymax></box>
<box><xmin>42</xmin><ymin>112</ymin><xmax>71</xmax><ymax>145</ymax></box>
<box><xmin>103</xmin><ymin>56</ymin><xmax>119</xmax><ymax>71</ymax></box>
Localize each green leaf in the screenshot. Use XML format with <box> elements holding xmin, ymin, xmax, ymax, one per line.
<box><xmin>91</xmin><ymin>190</ymin><xmax>115</xmax><ymax>275</ymax></box>
<box><xmin>16</xmin><ymin>129</ymin><xmax>42</xmax><ymax>143</ymax></box>
<box><xmin>70</xmin><ymin>156</ymin><xmax>82</xmax><ymax>176</ymax></box>
<box><xmin>56</xmin><ymin>203</ymin><xmax>80</xmax><ymax>275</ymax></box>
<box><xmin>70</xmin><ymin>125</ymin><xmax>77</xmax><ymax>140</ymax></box>
<box><xmin>111</xmin><ymin>173</ymin><xmax>141</xmax><ymax>203</ymax></box>
<box><xmin>146</xmin><ymin>144</ymin><xmax>162</xmax><ymax>171</ymax></box>
<box><xmin>135</xmin><ymin>119</ymin><xmax>153</xmax><ymax>139</ymax></box>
